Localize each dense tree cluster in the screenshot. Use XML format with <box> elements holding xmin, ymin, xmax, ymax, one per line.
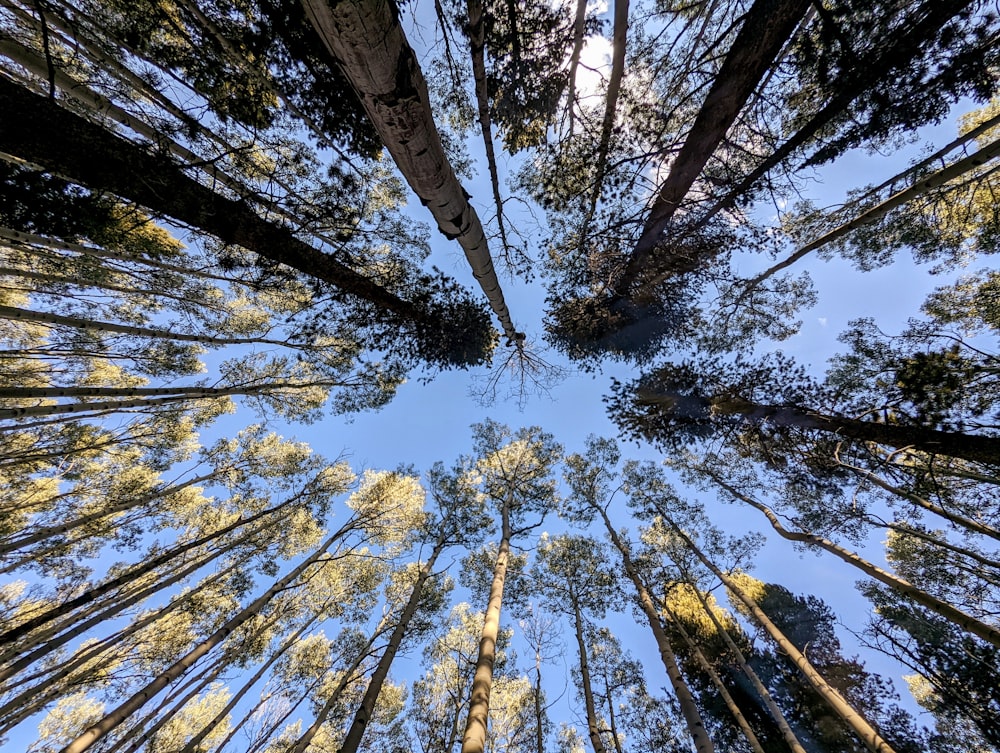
<box><xmin>1</xmin><ymin>0</ymin><xmax>999</xmax><ymax>751</ymax></box>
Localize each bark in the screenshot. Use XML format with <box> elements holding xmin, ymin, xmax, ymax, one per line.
<box><xmin>460</xmin><ymin>499</ymin><xmax>512</xmax><ymax>753</ymax></box>
<box><xmin>0</xmin><ymin>486</ymin><xmax>318</xmax><ymax>652</ymax></box>
<box><xmin>0</xmin><ymin>381</ymin><xmax>338</xmax><ymax>421</ymax></box>
<box><xmin>0</xmin><ymin>227</ymin><xmax>236</xmax><ymax>286</ymax></box>
<box><xmin>670</xmin><ymin>524</ymin><xmax>898</xmax><ymax>753</ymax></box>
<box><xmin>688</xmin><ymin>584</ymin><xmax>807</xmax><ymax>753</ymax></box>
<box><xmin>60</xmin><ymin>530</ymin><xmax>347</xmax><ymax>753</ymax></box>
<box><xmin>578</xmin><ymin>0</ymin><xmax>629</xmax><ymax>246</ymax></box>
<box><xmin>0</xmin><ymin>303</ymin><xmax>295</xmax><ymax>348</ymax></box>
<box><xmin>465</xmin><ymin>0</ymin><xmax>514</xmax><ymax>263</ymax></box>
<box><xmin>0</xmin><ymin>473</ymin><xmax>214</xmax><ymax>556</ymax></box>
<box><xmin>594</xmin><ymin>505</ymin><xmax>715</xmax><ymax>753</ymax></box>
<box><xmin>563</xmin><ymin>0</ymin><xmax>588</xmax><ymax>133</ymax></box>
<box><xmin>572</xmin><ymin>596</ymin><xmax>607</xmax><ymax>753</ymax></box>
<box><xmin>0</xmin><ymin>554</ymin><xmax>245</xmax><ymax>733</ymax></box>
<box><xmin>300</xmin><ymin>0</ymin><xmax>523</xmax><ymax>345</ymax></box>
<box><xmin>836</xmin><ymin>459</ymin><xmax>1000</xmax><ymax>543</ymax></box>
<box><xmin>687</xmin><ymin>0</ymin><xmax>979</xmax><ymax>234</ymax></box>
<box><xmin>660</xmin><ymin>602</ymin><xmax>765</xmax><ymax>753</ymax></box>
<box><xmin>616</xmin><ymin>0</ymin><xmax>811</xmax><ymax>295</ymax></box>
<box><xmin>712</xmin><ymin>395</ymin><xmax>1000</xmax><ymax>468</ymax></box>
<box><xmin>712</xmin><ymin>478</ymin><xmax>1000</xmax><ymax>649</ymax></box>
<box><xmin>0</xmin><ymin>77</ymin><xmax>462</xmax><ymax>345</ymax></box>
<box><xmin>337</xmin><ymin>536</ymin><xmax>449</xmax><ymax>753</ymax></box>
<box><xmin>741</xmin><ymin>134</ymin><xmax>1000</xmax><ymax>293</ymax></box>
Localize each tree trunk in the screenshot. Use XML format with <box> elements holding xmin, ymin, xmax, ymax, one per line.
<box><xmin>713</xmin><ymin>395</ymin><xmax>1000</xmax><ymax>467</ymax></box>
<box><xmin>594</xmin><ymin>505</ymin><xmax>715</xmax><ymax>753</ymax></box>
<box><xmin>670</xmin><ymin>524</ymin><xmax>898</xmax><ymax>753</ymax></box>
<box><xmin>711</xmin><ymin>478</ymin><xmax>1000</xmax><ymax>649</ymax></box>
<box><xmin>0</xmin><ymin>77</ymin><xmax>478</xmax><ymax>364</ymax></box>
<box><xmin>564</xmin><ymin>0</ymin><xmax>589</xmax><ymax>133</ymax></box>
<box><xmin>300</xmin><ymin>0</ymin><xmax>523</xmax><ymax>345</ymax></box>
<box><xmin>0</xmin><ymin>487</ymin><xmax>320</xmax><ymax>652</ymax></box>
<box><xmin>461</xmin><ymin>500</ymin><xmax>512</xmax><ymax>753</ymax></box>
<box><xmin>687</xmin><ymin>0</ymin><xmax>978</xmax><ymax>234</ymax></box>
<box><xmin>60</xmin><ymin>529</ymin><xmax>347</xmax><ymax>753</ymax></box>
<box><xmin>617</xmin><ymin>0</ymin><xmax>811</xmax><ymax>294</ymax></box>
<box><xmin>337</xmin><ymin>536</ymin><xmax>449</xmax><ymax>753</ymax></box>
<box><xmin>660</xmin><ymin>601</ymin><xmax>765</xmax><ymax>753</ymax></box>
<box><xmin>742</xmin><ymin>134</ymin><xmax>1000</xmax><ymax>293</ymax></box>
<box><xmin>687</xmin><ymin>583</ymin><xmax>808</xmax><ymax>753</ymax></box>
<box><xmin>573</xmin><ymin>596</ymin><xmax>608</xmax><ymax>753</ymax></box>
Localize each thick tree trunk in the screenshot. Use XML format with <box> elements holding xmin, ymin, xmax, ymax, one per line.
<box><xmin>687</xmin><ymin>0</ymin><xmax>978</xmax><ymax>234</ymax></box>
<box><xmin>300</xmin><ymin>0</ymin><xmax>523</xmax><ymax>345</ymax></box>
<box><xmin>337</xmin><ymin>537</ymin><xmax>448</xmax><ymax>753</ymax></box>
<box><xmin>712</xmin><ymin>478</ymin><xmax>1000</xmax><ymax>649</ymax></box>
<box><xmin>672</xmin><ymin>525</ymin><xmax>898</xmax><ymax>753</ymax></box>
<box><xmin>573</xmin><ymin>597</ymin><xmax>608</xmax><ymax>753</ymax></box>
<box><xmin>0</xmin><ymin>77</ymin><xmax>474</xmax><ymax>360</ymax></box>
<box><xmin>461</xmin><ymin>501</ymin><xmax>512</xmax><ymax>753</ymax></box>
<box><xmin>595</xmin><ymin>506</ymin><xmax>715</xmax><ymax>753</ymax></box>
<box><xmin>60</xmin><ymin>530</ymin><xmax>346</xmax><ymax>753</ymax></box>
<box><xmin>714</xmin><ymin>395</ymin><xmax>1000</xmax><ymax>467</ymax></box>
<box><xmin>661</xmin><ymin>602</ymin><xmax>765</xmax><ymax>753</ymax></box>
<box><xmin>617</xmin><ymin>0</ymin><xmax>811</xmax><ymax>294</ymax></box>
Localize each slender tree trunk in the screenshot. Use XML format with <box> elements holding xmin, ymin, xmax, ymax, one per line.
<box><xmin>740</xmin><ymin>134</ymin><xmax>1000</xmax><ymax>293</ymax></box>
<box><xmin>0</xmin><ymin>473</ymin><xmax>214</xmax><ymax>555</ymax></box>
<box><xmin>660</xmin><ymin>601</ymin><xmax>766</xmax><ymax>753</ymax></box>
<box><xmin>60</xmin><ymin>529</ymin><xmax>348</xmax><ymax>753</ymax></box>
<box><xmin>686</xmin><ymin>0</ymin><xmax>978</xmax><ymax>234</ymax></box>
<box><xmin>337</xmin><ymin>537</ymin><xmax>449</xmax><ymax>753</ymax></box>
<box><xmin>669</xmin><ymin>524</ymin><xmax>898</xmax><ymax>753</ymax></box>
<box><xmin>577</xmin><ymin>0</ymin><xmax>629</xmax><ymax>250</ymax></box>
<box><xmin>0</xmin><ymin>487</ymin><xmax>319</xmax><ymax>651</ymax></box>
<box><xmin>572</xmin><ymin>596</ymin><xmax>608</xmax><ymax>753</ymax></box>
<box><xmin>617</xmin><ymin>0</ymin><xmax>811</xmax><ymax>294</ymax></box>
<box><xmin>593</xmin><ymin>505</ymin><xmax>715</xmax><ymax>753</ymax></box>
<box><xmin>836</xmin><ymin>459</ymin><xmax>1000</xmax><ymax>542</ymax></box>
<box><xmin>465</xmin><ymin>0</ymin><xmax>514</xmax><ymax>262</ymax></box>
<box><xmin>300</xmin><ymin>0</ymin><xmax>523</xmax><ymax>345</ymax></box>
<box><xmin>687</xmin><ymin>583</ymin><xmax>808</xmax><ymax>753</ymax></box>
<box><xmin>710</xmin><ymin>478</ymin><xmax>1000</xmax><ymax>649</ymax></box>
<box><xmin>0</xmin><ymin>304</ymin><xmax>294</xmax><ymax>348</ymax></box>
<box><xmin>564</xmin><ymin>0</ymin><xmax>588</xmax><ymax>133</ymax></box>
<box><xmin>461</xmin><ymin>500</ymin><xmax>512</xmax><ymax>753</ymax></box>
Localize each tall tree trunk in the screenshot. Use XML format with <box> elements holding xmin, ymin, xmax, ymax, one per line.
<box><xmin>572</xmin><ymin>596</ymin><xmax>607</xmax><ymax>753</ymax></box>
<box><xmin>60</xmin><ymin>529</ymin><xmax>349</xmax><ymax>753</ymax></box>
<box><xmin>593</xmin><ymin>505</ymin><xmax>715</xmax><ymax>753</ymax></box>
<box><xmin>578</xmin><ymin>0</ymin><xmax>629</xmax><ymax>247</ymax></box>
<box><xmin>740</xmin><ymin>134</ymin><xmax>1000</xmax><ymax>293</ymax></box>
<box><xmin>709</xmin><ymin>477</ymin><xmax>1000</xmax><ymax>649</ymax></box>
<box><xmin>0</xmin><ymin>473</ymin><xmax>214</xmax><ymax>556</ymax></box>
<box><xmin>687</xmin><ymin>583</ymin><xmax>808</xmax><ymax>753</ymax></box>
<box><xmin>710</xmin><ymin>395</ymin><xmax>1000</xmax><ymax>467</ymax></box>
<box><xmin>0</xmin><ymin>77</ymin><xmax>480</xmax><ymax>365</ymax></box>
<box><xmin>461</xmin><ymin>500</ymin><xmax>512</xmax><ymax>753</ymax></box>
<box><xmin>686</xmin><ymin>0</ymin><xmax>979</xmax><ymax>234</ymax></box>
<box><xmin>660</xmin><ymin>601</ymin><xmax>765</xmax><ymax>753</ymax></box>
<box><xmin>669</xmin><ymin>523</ymin><xmax>898</xmax><ymax>753</ymax></box>
<box><xmin>337</xmin><ymin>535</ymin><xmax>450</xmax><ymax>753</ymax></box>
<box><xmin>616</xmin><ymin>0</ymin><xmax>811</xmax><ymax>295</ymax></box>
<box><xmin>300</xmin><ymin>0</ymin><xmax>523</xmax><ymax>345</ymax></box>
<box><xmin>563</xmin><ymin>0</ymin><xmax>588</xmax><ymax>133</ymax></box>
<box><xmin>0</xmin><ymin>486</ymin><xmax>325</xmax><ymax>652</ymax></box>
